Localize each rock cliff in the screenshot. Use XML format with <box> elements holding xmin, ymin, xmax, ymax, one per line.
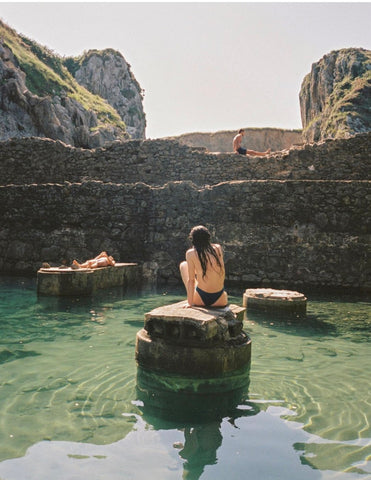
<box><xmin>299</xmin><ymin>48</ymin><xmax>371</xmax><ymax>142</ymax></box>
<box><xmin>66</xmin><ymin>50</ymin><xmax>146</xmax><ymax>139</ymax></box>
<box><xmin>0</xmin><ymin>20</ymin><xmax>145</xmax><ymax>147</ymax></box>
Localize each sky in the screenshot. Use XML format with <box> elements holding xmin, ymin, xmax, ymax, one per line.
<box><xmin>0</xmin><ymin>1</ymin><xmax>370</xmax><ymax>139</ymax></box>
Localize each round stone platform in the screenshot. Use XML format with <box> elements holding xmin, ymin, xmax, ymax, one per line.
<box><xmin>243</xmin><ymin>288</ymin><xmax>307</xmax><ymax>315</ymax></box>
<box><xmin>135</xmin><ymin>301</ymin><xmax>251</xmax><ymax>380</ymax></box>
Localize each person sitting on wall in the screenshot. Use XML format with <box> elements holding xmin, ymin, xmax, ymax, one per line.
<box><xmin>179</xmin><ymin>225</ymin><xmax>228</xmax><ymax>308</ymax></box>
<box><xmin>233</xmin><ymin>129</ymin><xmax>271</xmax><ymax>156</ymax></box>
<box><xmin>72</xmin><ymin>251</ymin><xmax>116</xmax><ymax>269</ymax></box>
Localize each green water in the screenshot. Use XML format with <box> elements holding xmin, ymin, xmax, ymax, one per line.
<box><xmin>0</xmin><ymin>276</ymin><xmax>370</xmax><ymax>480</ymax></box>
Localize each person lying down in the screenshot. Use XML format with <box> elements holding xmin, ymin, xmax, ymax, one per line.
<box><xmin>71</xmin><ymin>251</ymin><xmax>116</xmax><ymax>269</ymax></box>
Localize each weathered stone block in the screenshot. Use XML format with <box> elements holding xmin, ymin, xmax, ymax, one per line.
<box><xmin>37</xmin><ymin>262</ymin><xmax>139</xmax><ymax>296</ymax></box>
<box><xmin>136</xmin><ymin>301</ymin><xmax>251</xmax><ymax>376</ymax></box>
<box><xmin>243</xmin><ymin>288</ymin><xmax>307</xmax><ymax>315</ymax></box>
<box><xmin>144</xmin><ymin>301</ymin><xmax>245</xmax><ymax>344</ymax></box>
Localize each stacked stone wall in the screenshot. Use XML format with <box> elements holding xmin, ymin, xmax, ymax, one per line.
<box><xmin>0</xmin><ymin>179</ymin><xmax>369</xmax><ymax>290</ymax></box>
<box><xmin>0</xmin><ymin>133</ymin><xmax>370</xmax><ymax>187</ymax></box>
<box><xmin>0</xmin><ymin>133</ymin><xmax>370</xmax><ymax>290</ymax></box>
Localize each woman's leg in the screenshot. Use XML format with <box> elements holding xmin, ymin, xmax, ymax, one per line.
<box><xmin>180</xmin><ymin>261</ymin><xmax>204</xmax><ymax>306</ymax></box>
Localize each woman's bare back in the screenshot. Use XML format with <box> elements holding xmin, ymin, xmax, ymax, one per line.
<box><xmin>186</xmin><ymin>244</ymin><xmax>225</xmax><ymax>292</ymax></box>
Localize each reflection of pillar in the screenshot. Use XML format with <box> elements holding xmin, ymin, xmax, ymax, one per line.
<box><xmin>179</xmin><ymin>423</ymin><xmax>223</xmax><ymax>480</ymax></box>
<box><xmin>135</xmin><ymin>300</ymin><xmax>253</xmax><ymax>479</ymax></box>
<box><xmin>136</xmin><ymin>365</ymin><xmax>251</xmax><ymax>423</ymax></box>
<box><xmin>136</xmin><ymin>367</ymin><xmax>259</xmax><ymax>480</ymax></box>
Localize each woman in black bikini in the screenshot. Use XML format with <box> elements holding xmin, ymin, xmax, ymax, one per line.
<box><xmin>180</xmin><ymin>225</ymin><xmax>228</xmax><ymax>308</ymax></box>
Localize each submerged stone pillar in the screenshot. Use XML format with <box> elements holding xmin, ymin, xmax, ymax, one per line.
<box><xmin>243</xmin><ymin>288</ymin><xmax>307</xmax><ymax>315</ymax></box>
<box><xmin>135</xmin><ymin>301</ymin><xmax>251</xmax><ymax>393</ymax></box>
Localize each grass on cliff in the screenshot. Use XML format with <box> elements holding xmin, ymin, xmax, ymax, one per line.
<box><xmin>323</xmin><ymin>70</ymin><xmax>371</xmax><ymax>137</ymax></box>
<box><xmin>0</xmin><ymin>20</ymin><xmax>126</xmax><ymax>132</ymax></box>
<box><xmin>302</xmin><ymin>48</ymin><xmax>371</xmax><ymax>139</ymax></box>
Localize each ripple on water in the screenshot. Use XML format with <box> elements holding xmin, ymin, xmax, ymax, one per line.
<box><xmin>0</xmin><ymin>283</ymin><xmax>370</xmax><ymax>479</ymax></box>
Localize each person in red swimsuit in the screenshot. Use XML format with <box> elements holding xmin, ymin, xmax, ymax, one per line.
<box><xmin>179</xmin><ymin>225</ymin><xmax>228</xmax><ymax>308</ymax></box>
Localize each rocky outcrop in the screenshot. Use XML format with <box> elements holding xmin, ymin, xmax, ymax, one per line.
<box><xmin>0</xmin><ymin>20</ymin><xmax>146</xmax><ymax>147</ymax></box>
<box><xmin>165</xmin><ymin>127</ymin><xmax>303</xmax><ymax>152</ymax></box>
<box><xmin>0</xmin><ymin>43</ymin><xmax>127</xmax><ymax>148</ymax></box>
<box><xmin>67</xmin><ymin>49</ymin><xmax>146</xmax><ymax>139</ymax></box>
<box><xmin>299</xmin><ymin>48</ymin><xmax>371</xmax><ymax>142</ymax></box>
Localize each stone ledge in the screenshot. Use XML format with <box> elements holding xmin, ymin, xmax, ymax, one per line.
<box><xmin>243</xmin><ymin>288</ymin><xmax>307</xmax><ymax>314</ymax></box>
<box><xmin>37</xmin><ymin>262</ymin><xmax>139</xmax><ymax>296</ymax></box>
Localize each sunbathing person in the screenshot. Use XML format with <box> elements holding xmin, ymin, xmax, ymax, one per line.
<box><xmin>72</xmin><ymin>251</ymin><xmax>116</xmax><ymax>269</ymax></box>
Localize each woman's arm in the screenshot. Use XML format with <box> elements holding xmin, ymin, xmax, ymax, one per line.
<box><xmin>214</xmin><ymin>244</ymin><xmax>224</xmax><ymax>262</ymax></box>
<box><xmin>186</xmin><ymin>250</ymin><xmax>196</xmax><ymax>306</ymax></box>
<box><xmin>214</xmin><ymin>244</ymin><xmax>226</xmax><ymax>277</ymax></box>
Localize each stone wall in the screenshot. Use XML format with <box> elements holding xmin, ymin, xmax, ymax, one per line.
<box><xmin>0</xmin><ymin>132</ymin><xmax>369</xmax><ymax>187</ymax></box>
<box><xmin>165</xmin><ymin>127</ymin><xmax>303</xmax><ymax>153</ymax></box>
<box><xmin>0</xmin><ymin>178</ymin><xmax>369</xmax><ymax>291</ymax></box>
<box><xmin>0</xmin><ymin>134</ymin><xmax>370</xmax><ymax>291</ymax></box>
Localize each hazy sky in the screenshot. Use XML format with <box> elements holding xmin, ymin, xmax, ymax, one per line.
<box><xmin>1</xmin><ymin>2</ymin><xmax>370</xmax><ymax>138</ymax></box>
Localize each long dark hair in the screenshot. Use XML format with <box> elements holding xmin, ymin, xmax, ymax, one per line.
<box><xmin>189</xmin><ymin>225</ymin><xmax>223</xmax><ymax>278</ymax></box>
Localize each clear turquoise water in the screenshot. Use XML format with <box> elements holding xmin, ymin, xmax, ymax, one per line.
<box><xmin>0</xmin><ymin>276</ymin><xmax>370</xmax><ymax>480</ymax></box>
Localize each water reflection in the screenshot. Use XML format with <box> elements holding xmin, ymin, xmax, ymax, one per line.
<box><xmin>136</xmin><ymin>366</ymin><xmax>258</xmax><ymax>480</ymax></box>
<box><xmin>245</xmin><ymin>309</ymin><xmax>336</xmax><ymax>337</ymax></box>
<box><xmin>245</xmin><ymin>297</ymin><xmax>371</xmax><ymax>343</ymax></box>
<box><xmin>0</xmin><ymin>278</ymin><xmax>369</xmax><ymax>479</ymax></box>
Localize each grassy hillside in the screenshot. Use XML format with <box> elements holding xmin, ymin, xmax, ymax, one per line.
<box><xmin>301</xmin><ymin>48</ymin><xmax>371</xmax><ymax>140</ymax></box>
<box><xmin>0</xmin><ymin>19</ymin><xmax>126</xmax><ymax>133</ymax></box>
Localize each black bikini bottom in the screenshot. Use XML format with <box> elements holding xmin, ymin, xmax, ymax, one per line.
<box><xmin>196</xmin><ymin>286</ymin><xmax>225</xmax><ymax>306</ymax></box>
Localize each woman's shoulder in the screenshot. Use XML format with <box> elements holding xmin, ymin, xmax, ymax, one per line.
<box><xmin>212</xmin><ymin>244</ymin><xmax>223</xmax><ymax>257</ymax></box>
<box><xmin>186</xmin><ymin>247</ymin><xmax>196</xmax><ymax>258</ymax></box>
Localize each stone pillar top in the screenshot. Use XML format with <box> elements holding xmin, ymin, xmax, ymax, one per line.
<box><xmin>144</xmin><ymin>301</ymin><xmax>245</xmax><ymax>345</ymax></box>
<box><xmin>243</xmin><ymin>288</ymin><xmax>307</xmax><ymax>314</ymax></box>
<box><xmin>136</xmin><ymin>300</ymin><xmax>251</xmax><ymax>377</ymax></box>
<box><xmin>145</xmin><ymin>300</ymin><xmax>245</xmax><ymax>323</ymax></box>
<box><xmin>244</xmin><ymin>288</ymin><xmax>307</xmax><ymax>301</ymax></box>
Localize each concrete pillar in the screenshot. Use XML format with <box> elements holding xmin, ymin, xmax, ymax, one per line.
<box><xmin>243</xmin><ymin>288</ymin><xmax>307</xmax><ymax>315</ymax></box>
<box><xmin>135</xmin><ymin>301</ymin><xmax>252</xmax><ymax>384</ymax></box>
